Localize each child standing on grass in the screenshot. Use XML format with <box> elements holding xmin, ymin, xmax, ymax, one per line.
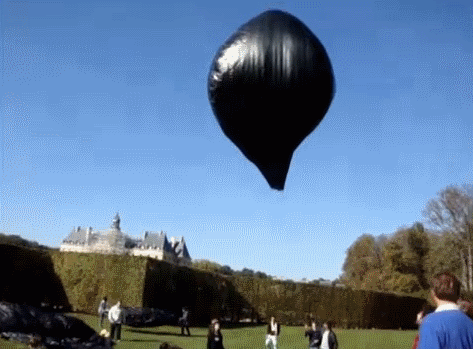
<box><xmin>207</xmin><ymin>319</ymin><xmax>224</xmax><ymax>349</ymax></box>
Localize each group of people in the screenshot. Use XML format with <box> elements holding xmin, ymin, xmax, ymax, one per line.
<box><xmin>98</xmin><ymin>299</ymin><xmax>191</xmax><ymax>343</ymax></box>
<box><xmin>412</xmin><ymin>271</ymin><xmax>473</xmax><ymax>349</ymax></box>
<box><xmin>94</xmin><ymin>271</ymin><xmax>473</xmax><ymax>349</ymax></box>
<box><xmin>304</xmin><ymin>320</ymin><xmax>338</xmax><ymax>349</ymax></box>
<box><xmin>206</xmin><ymin>315</ymin><xmax>337</xmax><ymax>349</ymax></box>
<box><xmin>97</xmin><ymin>297</ymin><xmax>125</xmax><ymax>343</ymax></box>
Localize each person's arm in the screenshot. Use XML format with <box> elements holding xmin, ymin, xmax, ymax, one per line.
<box><xmin>329</xmin><ymin>331</ymin><xmax>338</xmax><ymax>349</ymax></box>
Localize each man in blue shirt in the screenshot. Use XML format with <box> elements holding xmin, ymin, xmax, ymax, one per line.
<box><xmin>419</xmin><ymin>271</ymin><xmax>473</xmax><ymax>349</ymax></box>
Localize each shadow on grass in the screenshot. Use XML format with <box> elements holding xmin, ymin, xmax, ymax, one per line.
<box><xmin>125</xmin><ymin>328</ymin><xmax>206</xmax><ymax>338</ymax></box>
<box><xmin>221</xmin><ymin>323</ymin><xmax>265</xmax><ymax>329</ymax></box>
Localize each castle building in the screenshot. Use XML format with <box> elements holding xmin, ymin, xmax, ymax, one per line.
<box><xmin>60</xmin><ymin>213</ymin><xmax>191</xmax><ymax>266</ymax></box>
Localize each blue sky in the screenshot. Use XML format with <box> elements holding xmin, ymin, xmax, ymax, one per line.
<box><xmin>1</xmin><ymin>0</ymin><xmax>472</xmax><ymax>281</ymax></box>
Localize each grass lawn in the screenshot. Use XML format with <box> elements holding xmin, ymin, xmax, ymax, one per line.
<box><xmin>0</xmin><ymin>313</ymin><xmax>418</xmax><ymax>349</ymax></box>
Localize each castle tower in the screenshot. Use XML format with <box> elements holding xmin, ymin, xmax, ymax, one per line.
<box><xmin>107</xmin><ymin>212</ymin><xmax>125</xmax><ymax>252</ymax></box>
<box><xmin>111</xmin><ymin>212</ymin><xmax>121</xmax><ymax>231</ymax></box>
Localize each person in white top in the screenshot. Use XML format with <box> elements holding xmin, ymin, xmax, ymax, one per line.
<box><xmin>320</xmin><ymin>321</ymin><xmax>338</xmax><ymax>349</ymax></box>
<box><xmin>265</xmin><ymin>316</ymin><xmax>281</xmax><ymax>349</ymax></box>
<box><xmin>108</xmin><ymin>301</ymin><xmax>124</xmax><ymax>342</ymax></box>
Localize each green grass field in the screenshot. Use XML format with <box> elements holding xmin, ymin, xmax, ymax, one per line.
<box><xmin>0</xmin><ymin>313</ymin><xmax>418</xmax><ymax>349</ymax></box>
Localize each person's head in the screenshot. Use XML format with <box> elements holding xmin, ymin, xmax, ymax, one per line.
<box><xmin>430</xmin><ymin>272</ymin><xmax>461</xmax><ymax>304</ymax></box>
<box><xmin>311</xmin><ymin>320</ymin><xmax>317</xmax><ymax>330</ymax></box>
<box><xmin>416</xmin><ymin>303</ymin><xmax>434</xmax><ymax>325</ymax></box>
<box><xmin>103</xmin><ymin>296</ymin><xmax>107</xmax><ymax>302</ymax></box>
<box><xmin>209</xmin><ymin>319</ymin><xmax>220</xmax><ymax>335</ymax></box>
<box><xmin>323</xmin><ymin>321</ymin><xmax>333</xmax><ymax>331</ymax></box>
<box><xmin>116</xmin><ymin>301</ymin><xmax>121</xmax><ymax>307</ymax></box>
<box><xmin>270</xmin><ymin>316</ymin><xmax>275</xmax><ymax>324</ymax></box>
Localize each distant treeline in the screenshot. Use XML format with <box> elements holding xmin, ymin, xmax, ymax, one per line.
<box><xmin>340</xmin><ymin>184</ymin><xmax>473</xmax><ymax>301</ymax></box>
<box><xmin>191</xmin><ymin>260</ymin><xmax>336</xmax><ymax>285</ymax></box>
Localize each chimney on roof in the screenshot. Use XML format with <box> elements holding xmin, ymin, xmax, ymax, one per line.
<box><xmin>144</xmin><ymin>231</ymin><xmax>149</xmax><ymax>239</ymax></box>
<box><xmin>77</xmin><ymin>226</ymin><xmax>81</xmax><ymax>232</ymax></box>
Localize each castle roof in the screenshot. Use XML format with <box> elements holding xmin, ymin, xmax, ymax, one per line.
<box><xmin>141</xmin><ymin>231</ymin><xmax>174</xmax><ymax>253</ymax></box>
<box><xmin>174</xmin><ymin>238</ymin><xmax>191</xmax><ymax>259</ymax></box>
<box><xmin>63</xmin><ymin>227</ymin><xmax>92</xmax><ymax>244</ymax></box>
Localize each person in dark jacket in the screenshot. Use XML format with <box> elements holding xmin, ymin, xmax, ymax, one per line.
<box><xmin>207</xmin><ymin>319</ymin><xmax>224</xmax><ymax>349</ymax></box>
<box><xmin>265</xmin><ymin>316</ymin><xmax>281</xmax><ymax>349</ymax></box>
<box><xmin>320</xmin><ymin>321</ymin><xmax>338</xmax><ymax>349</ymax></box>
<box><xmin>305</xmin><ymin>320</ymin><xmax>322</xmax><ymax>349</ymax></box>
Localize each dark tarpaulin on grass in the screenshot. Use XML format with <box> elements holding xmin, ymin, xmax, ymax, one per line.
<box><xmin>123</xmin><ymin>307</ymin><xmax>178</xmax><ymax>327</ymax></box>
<box><xmin>0</xmin><ymin>302</ymin><xmax>112</xmax><ymax>348</ymax></box>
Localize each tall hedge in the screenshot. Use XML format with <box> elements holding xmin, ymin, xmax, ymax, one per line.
<box><xmin>0</xmin><ymin>247</ymin><xmax>425</xmax><ymax>329</ymax></box>
<box><xmin>50</xmin><ymin>251</ymin><xmax>147</xmax><ymax>313</ymax></box>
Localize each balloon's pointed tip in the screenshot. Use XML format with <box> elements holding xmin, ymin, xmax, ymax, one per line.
<box><xmin>268</xmin><ymin>182</ymin><xmax>285</xmax><ymax>191</ymax></box>
<box><xmin>255</xmin><ymin>155</ymin><xmax>292</xmax><ymax>191</ymax></box>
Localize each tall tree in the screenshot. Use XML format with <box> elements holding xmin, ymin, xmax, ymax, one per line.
<box><xmin>424</xmin><ymin>232</ymin><xmax>463</xmax><ymax>282</ymax></box>
<box><xmin>381</xmin><ymin>224</ymin><xmax>429</xmax><ymax>294</ymax></box>
<box><xmin>423</xmin><ymin>185</ymin><xmax>473</xmax><ymax>291</ymax></box>
<box><xmin>341</xmin><ymin>234</ymin><xmax>383</xmax><ymax>290</ymax></box>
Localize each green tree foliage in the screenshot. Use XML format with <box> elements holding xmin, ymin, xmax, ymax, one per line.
<box><xmin>220</xmin><ymin>265</ymin><xmax>234</xmax><ymax>275</ymax></box>
<box><xmin>341</xmin><ymin>234</ymin><xmax>383</xmax><ymax>290</ymax></box>
<box><xmin>255</xmin><ymin>271</ymin><xmax>270</xmax><ymax>279</ymax></box>
<box><xmin>381</xmin><ymin>223</ymin><xmax>429</xmax><ymax>293</ymax></box>
<box><xmin>424</xmin><ymin>232</ymin><xmax>463</xmax><ymax>281</ymax></box>
<box><xmin>341</xmin><ymin>224</ymin><xmax>430</xmax><ymax>294</ymax></box>
<box><xmin>238</xmin><ymin>268</ymin><xmax>255</xmax><ymax>277</ymax></box>
<box><xmin>192</xmin><ymin>259</ymin><xmax>223</xmax><ymax>273</ymax></box>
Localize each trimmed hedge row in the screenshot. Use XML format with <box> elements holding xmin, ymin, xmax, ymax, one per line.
<box><xmin>0</xmin><ymin>246</ymin><xmax>425</xmax><ymax>329</ymax></box>
<box><xmin>227</xmin><ymin>277</ymin><xmax>425</xmax><ymax>329</ymax></box>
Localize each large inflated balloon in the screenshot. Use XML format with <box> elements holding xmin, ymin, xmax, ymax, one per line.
<box><xmin>208</xmin><ymin>10</ymin><xmax>335</xmax><ymax>190</ymax></box>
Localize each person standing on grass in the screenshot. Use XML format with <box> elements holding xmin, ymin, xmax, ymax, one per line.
<box><xmin>179</xmin><ymin>307</ymin><xmax>191</xmax><ymax>336</ymax></box>
<box><xmin>418</xmin><ymin>271</ymin><xmax>473</xmax><ymax>349</ymax></box>
<box><xmin>108</xmin><ymin>301</ymin><xmax>124</xmax><ymax>343</ymax></box>
<box><xmin>412</xmin><ymin>303</ymin><xmax>434</xmax><ymax>349</ymax></box>
<box><xmin>207</xmin><ymin>319</ymin><xmax>224</xmax><ymax>349</ymax></box>
<box><xmin>305</xmin><ymin>320</ymin><xmax>322</xmax><ymax>349</ymax></box>
<box><xmin>98</xmin><ymin>296</ymin><xmax>109</xmax><ymax>328</ymax></box>
<box><xmin>320</xmin><ymin>321</ymin><xmax>338</xmax><ymax>349</ymax></box>
<box><xmin>265</xmin><ymin>316</ymin><xmax>281</xmax><ymax>349</ymax></box>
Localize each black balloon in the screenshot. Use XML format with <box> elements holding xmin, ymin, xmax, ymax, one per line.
<box><xmin>208</xmin><ymin>10</ymin><xmax>335</xmax><ymax>190</ymax></box>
